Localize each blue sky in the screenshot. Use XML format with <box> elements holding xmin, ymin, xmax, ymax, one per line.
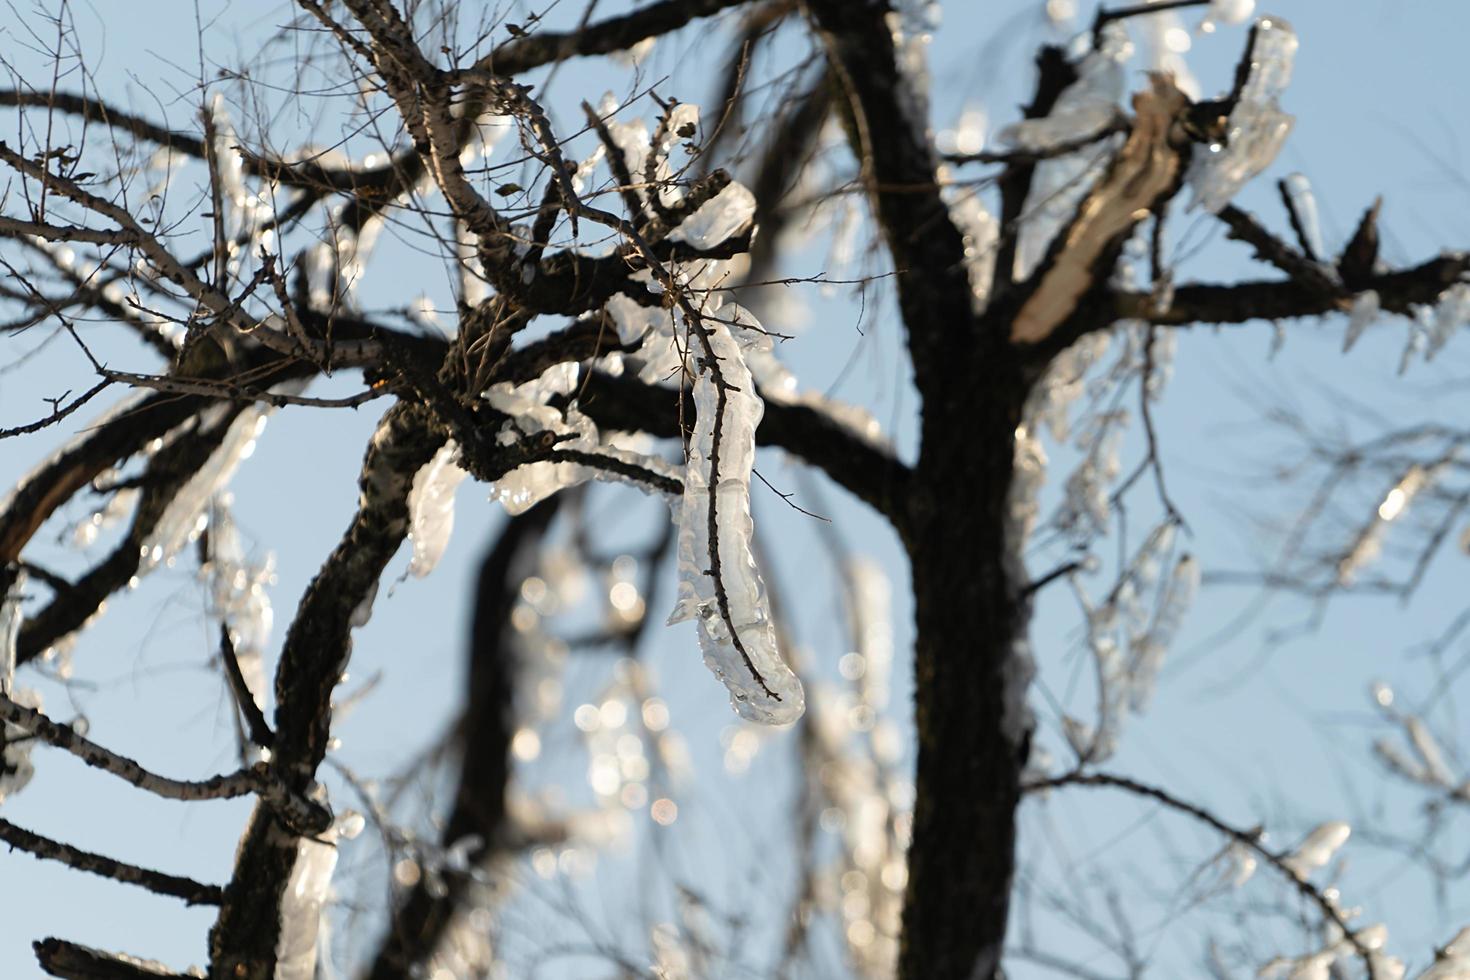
<box><xmin>1</xmin><ymin>1</ymin><xmax>1469</xmax><ymax>977</ymax></box>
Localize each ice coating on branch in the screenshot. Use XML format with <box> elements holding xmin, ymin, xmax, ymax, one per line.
<box><xmin>205</xmin><ymin>498</ymin><xmax>274</xmax><ymax>709</ymax></box>
<box><xmin>0</xmin><ymin>568</ymin><xmax>21</xmax><ymax>697</ymax></box>
<box><xmin>1</xmin><ymin>573</ymin><xmax>39</xmax><ymax>804</ymax></box>
<box><xmin>1429</xmin><ymin>283</ymin><xmax>1470</xmax><ymax>360</ymax></box>
<box><xmin>485</xmin><ymin>363</ymin><xmax>681</xmax><ymax>513</ymax></box>
<box><xmin>847</xmin><ymin>559</ymin><xmax>895</xmax><ymax>712</ymax></box>
<box><xmin>1281</xmin><ymin>820</ymin><xmax>1350</xmax><ymax>879</ymax></box>
<box><xmin>1282</xmin><ymin>172</ymin><xmax>1325</xmax><ymax>259</ymax></box>
<box><xmin>948</xmin><ymin>187</ymin><xmax>1000</xmax><ymax>313</ymax></box>
<box><xmin>1126</xmin><ymin>553</ymin><xmax>1198</xmax><ymax>711</ymax></box>
<box><xmin>997</xmin><ymin>24</ymin><xmax>1128</xmax><ymax>153</ymax></box>
<box><xmin>487</xmin><ymin>365</ymin><xmax>595</xmax><ymax>515</ymax></box>
<box><xmin>1207</xmin><ymin>0</ymin><xmax>1256</xmax><ymax>26</ymax></box>
<box><xmin>1187</xmin><ymin>17</ymin><xmax>1297</xmax><ymax>213</ymax></box>
<box><xmin>140</xmin><ymin>407</ymin><xmax>269</xmax><ymax>572</ymax></box>
<box><xmin>1416</xmin><ymin>929</ymin><xmax>1470</xmax><ymax>980</ymax></box>
<box><xmin>1338</xmin><ymin>464</ymin><xmax>1433</xmax><ymax>584</ymax></box>
<box><xmin>668</xmin><ymin>318</ymin><xmax>803</xmax><ymax>725</ymax></box>
<box><xmin>349</xmin><ymin>580</ymin><xmax>378</xmax><ymax>629</ymax></box>
<box><xmin>407</xmin><ymin>441</ymin><xmax>469</xmax><ymax>577</ymax></box>
<box><xmin>744</xmin><ymin>345</ymin><xmax>890</xmax><ymax>449</ymax></box>
<box><xmin>1343</xmin><ymin>290</ymin><xmax>1380</xmax><ymax>352</ymax></box>
<box><xmin>274</xmin><ymin>816</ymin><xmax>351</xmax><ymax>980</ymax></box>
<box><xmin>1011</xmin><ymin>25</ymin><xmax>1131</xmax><ymax>279</ymax></box>
<box><xmin>665</xmin><ymin>182</ymin><xmax>756</xmax><ymax>250</ymax></box>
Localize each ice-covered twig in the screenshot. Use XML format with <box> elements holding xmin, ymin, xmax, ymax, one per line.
<box><xmin>1024</xmin><ymin>771</ymin><xmax>1381</xmax><ymax>979</ymax></box>
<box><xmin>0</xmin><ymin>816</ymin><xmax>224</xmax><ymax>905</ymax></box>
<box><xmin>0</xmin><ymin>691</ymin><xmax>324</xmax><ymax>829</ymax></box>
<box><xmin>1186</xmin><ymin>16</ymin><xmax>1298</xmax><ymax>213</ymax></box>
<box><xmin>32</xmin><ymin>936</ymin><xmax>194</xmax><ymax>980</ymax></box>
<box><xmin>219</xmin><ymin>627</ymin><xmax>273</xmax><ymax>749</ymax></box>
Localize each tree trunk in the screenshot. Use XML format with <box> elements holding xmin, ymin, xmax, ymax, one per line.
<box><xmin>900</xmin><ymin>361</ymin><xmax>1032</xmax><ymax>980</ymax></box>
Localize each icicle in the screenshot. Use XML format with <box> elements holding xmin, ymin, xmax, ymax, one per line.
<box><xmin>273</xmin><ymin>812</ymin><xmax>360</xmax><ymax>980</ymax></box>
<box><xmin>948</xmin><ymin>188</ymin><xmax>1000</xmax><ymax>313</ymax></box>
<box><xmin>407</xmin><ymin>442</ymin><xmax>469</xmax><ymax>578</ymax></box>
<box><xmin>1127</xmin><ymin>553</ymin><xmax>1198</xmax><ymax>711</ymax></box>
<box><xmin>0</xmin><ymin>568</ymin><xmax>21</xmax><ymax>697</ymax></box>
<box><xmin>1008</xmin><ymin>423</ymin><xmax>1048</xmax><ymax>547</ymax></box>
<box><xmin>1338</xmin><ymin>464</ymin><xmax>1432</xmax><ymax>584</ymax></box>
<box><xmin>206</xmin><ymin>498</ymin><xmax>274</xmax><ymax>709</ymax></box>
<box><xmin>668</xmin><ymin>318</ymin><xmax>803</xmax><ymax>725</ymax></box>
<box><xmin>349</xmin><ymin>580</ymin><xmax>378</xmax><ymax>629</ymax></box>
<box><xmin>0</xmin><ymin>573</ymin><xmax>39</xmax><ymax>805</ymax></box>
<box><xmin>1280</xmin><ymin>820</ymin><xmax>1350</xmax><ymax>879</ymax></box>
<box><xmin>1405</xmin><ymin>716</ymin><xmax>1456</xmax><ymax>788</ymax></box>
<box><xmin>1428</xmin><ymin>283</ymin><xmax>1470</xmax><ymax>360</ymax></box>
<box><xmin>846</xmin><ymin>559</ymin><xmax>894</xmax><ymax>712</ymax></box>
<box><xmin>1187</xmin><ymin>17</ymin><xmax>1297</xmax><ymax>213</ymax></box>
<box><xmin>140</xmin><ymin>407</ymin><xmax>269</xmax><ymax>572</ymax></box>
<box><xmin>1282</xmin><ymin>173</ymin><xmax>1325</xmax><ymax>260</ymax></box>
<box><xmin>1343</xmin><ymin>290</ymin><xmax>1379</xmax><ymax>352</ymax></box>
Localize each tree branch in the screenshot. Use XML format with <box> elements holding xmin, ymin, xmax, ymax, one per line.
<box><xmin>575</xmin><ymin>371</ymin><xmax>913</xmax><ymax>536</ymax></box>
<box><xmin>0</xmin><ymin>817</ymin><xmax>223</xmax><ymax>906</ymax></box>
<box><xmin>33</xmin><ymin>938</ymin><xmax>191</xmax><ymax>980</ymax></box>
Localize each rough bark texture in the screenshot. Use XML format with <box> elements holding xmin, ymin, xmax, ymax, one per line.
<box><xmin>208</xmin><ymin>404</ymin><xmax>442</xmax><ymax>979</ymax></box>
<box><xmin>807</xmin><ymin>2</ymin><xmax>1034</xmax><ymax>976</ymax></box>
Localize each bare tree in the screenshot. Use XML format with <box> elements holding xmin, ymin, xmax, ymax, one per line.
<box><xmin>2</xmin><ymin>1</ymin><xmax>1469</xmax><ymax>979</ymax></box>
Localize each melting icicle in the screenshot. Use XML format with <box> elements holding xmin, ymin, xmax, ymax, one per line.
<box><xmin>1343</xmin><ymin>290</ymin><xmax>1379</xmax><ymax>352</ymax></box>
<box><xmin>948</xmin><ymin>188</ymin><xmax>1000</xmax><ymax>313</ymax></box>
<box><xmin>668</xmin><ymin>318</ymin><xmax>804</xmax><ymax>725</ymax></box>
<box><xmin>407</xmin><ymin>442</ymin><xmax>469</xmax><ymax>577</ymax></box>
<box><xmin>140</xmin><ymin>407</ymin><xmax>270</xmax><ymax>572</ymax></box>
<box><xmin>206</xmin><ymin>498</ymin><xmax>274</xmax><ymax>709</ymax></box>
<box><xmin>1338</xmin><ymin>464</ymin><xmax>1433</xmax><ymax>584</ymax></box>
<box><xmin>1187</xmin><ymin>17</ymin><xmax>1298</xmax><ymax>213</ymax></box>
<box><xmin>349</xmin><ymin>580</ymin><xmax>378</xmax><ymax>629</ymax></box>
<box><xmin>1428</xmin><ymin>283</ymin><xmax>1470</xmax><ymax>360</ymax></box>
<box><xmin>0</xmin><ymin>572</ymin><xmax>39</xmax><ymax>805</ymax></box>
<box><xmin>0</xmin><ymin>569</ymin><xmax>21</xmax><ymax>696</ymax></box>
<box><xmin>1282</xmin><ymin>172</ymin><xmax>1325</xmax><ymax>260</ymax></box>
<box><xmin>274</xmin><ymin>811</ymin><xmax>361</xmax><ymax>980</ymax></box>
<box><xmin>1280</xmin><ymin>820</ymin><xmax>1350</xmax><ymax>879</ymax></box>
<box><xmin>1127</xmin><ymin>553</ymin><xmax>1198</xmax><ymax>712</ymax></box>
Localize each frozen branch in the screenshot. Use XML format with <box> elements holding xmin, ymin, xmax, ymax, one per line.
<box><xmin>0</xmin><ymin>692</ymin><xmax>323</xmax><ymax>828</ymax></box>
<box><xmin>1025</xmin><ymin>771</ymin><xmax>1381</xmax><ymax>979</ymax></box>
<box><xmin>0</xmin><ymin>817</ymin><xmax>223</xmax><ymax>906</ymax></box>
<box><xmin>33</xmin><ymin>938</ymin><xmax>192</xmax><ymax>980</ymax></box>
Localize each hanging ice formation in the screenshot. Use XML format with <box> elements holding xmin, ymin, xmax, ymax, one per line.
<box><xmin>666</xmin><ymin>314</ymin><xmax>805</xmax><ymax>725</ymax></box>
<box><xmin>1002</xmin><ymin>23</ymin><xmax>1132</xmax><ymax>280</ymax></box>
<box><xmin>0</xmin><ymin>570</ymin><xmax>40</xmax><ymax>804</ymax></box>
<box><xmin>405</xmin><ymin>101</ymin><xmax>807</xmax><ymax>723</ymax></box>
<box><xmin>273</xmin><ymin>810</ymin><xmax>363</xmax><ymax>980</ymax></box>
<box><xmin>205</xmin><ymin>497</ymin><xmax>274</xmax><ymax>710</ymax></box>
<box><xmin>407</xmin><ymin>441</ymin><xmax>470</xmax><ymax>577</ymax></box>
<box><xmin>1187</xmin><ymin>16</ymin><xmax>1298</xmax><ymax>213</ymax></box>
